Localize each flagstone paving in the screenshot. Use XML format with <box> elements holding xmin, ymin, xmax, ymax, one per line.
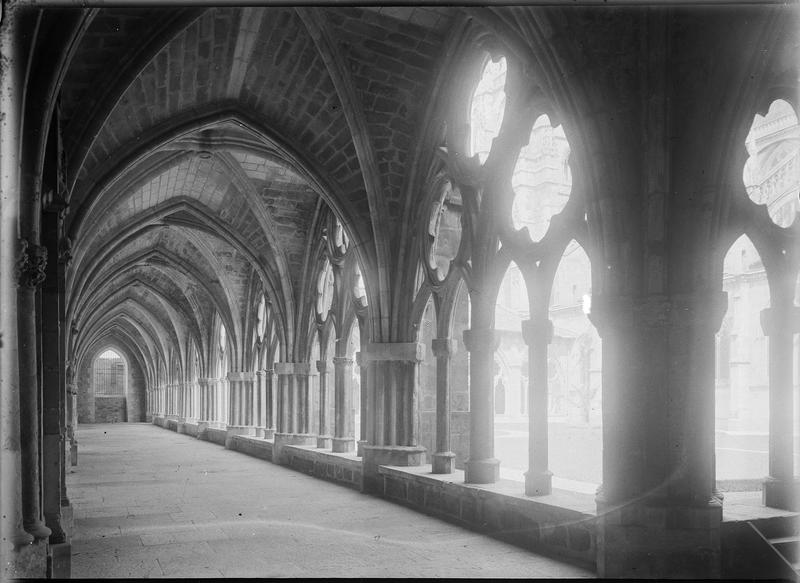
<box><xmin>67</xmin><ymin>423</ymin><xmax>594</xmax><ymax>578</ymax></box>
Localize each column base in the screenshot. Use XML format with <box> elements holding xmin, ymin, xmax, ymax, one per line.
<box><xmin>225</xmin><ymin>425</ymin><xmax>256</xmax><ymax>448</ymax></box>
<box><xmin>762</xmin><ymin>476</ymin><xmax>800</xmax><ymax>511</ymax></box>
<box><xmin>524</xmin><ymin>469</ymin><xmax>553</xmax><ymax>496</ymax></box>
<box><xmin>464</xmin><ymin>458</ymin><xmax>500</xmax><ymax>484</ymax></box>
<box><xmin>431</xmin><ymin>451</ymin><xmax>456</xmax><ymax>474</ymax></box>
<box><xmin>332</xmin><ymin>437</ymin><xmax>355</xmax><ymax>453</ymax></box>
<box><xmin>23</xmin><ymin>520</ymin><xmax>51</xmax><ymax>541</ymax></box>
<box><xmin>255</xmin><ymin>427</ymin><xmax>273</xmax><ymax>439</ymax></box>
<box><xmin>596</xmin><ymin>497</ymin><xmax>722</xmax><ymax>578</ymax></box>
<box><xmin>362</xmin><ymin>445</ymin><xmax>426</xmax><ymax>494</ymax></box>
<box><xmin>317</xmin><ymin>435</ymin><xmax>332</xmax><ymax>449</ymax></box>
<box><xmin>44</xmin><ymin>514</ymin><xmax>67</xmax><ymax>545</ymax></box>
<box><xmin>196</xmin><ymin>421</ymin><xmax>210</xmax><ymax>439</ymax></box>
<box><xmin>357</xmin><ymin>440</ymin><xmax>368</xmax><ymax>457</ymax></box>
<box><xmin>10</xmin><ymin>529</ymin><xmax>34</xmax><ymax>548</ymax></box>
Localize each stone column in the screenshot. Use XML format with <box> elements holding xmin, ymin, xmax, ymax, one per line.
<box><xmin>217</xmin><ymin>377</ymin><xmax>229</xmax><ymax>428</ymax></box>
<box><xmin>332</xmin><ymin>339</ymin><xmax>355</xmax><ymax>453</ymax></box>
<box><xmin>357</xmin><ymin>352</ymin><xmax>368</xmax><ymax>457</ymax></box>
<box><xmin>522</xmin><ymin>315</ymin><xmax>553</xmax><ymax>495</ymax></box>
<box><xmin>299</xmin><ymin>367</ymin><xmax>313</xmax><ymax>435</ymax></box>
<box><xmin>462</xmin><ymin>328</ymin><xmax>500</xmax><ymax>484</ymax></box>
<box><xmin>316</xmin><ymin>360</ymin><xmax>331</xmax><ymax>448</ymax></box>
<box><xmin>196</xmin><ymin>378</ymin><xmax>213</xmax><ymax>437</ymax></box>
<box><xmin>273</xmin><ymin>363</ymin><xmax>315</xmax><ymax>462</ymax></box>
<box><xmin>67</xmin><ymin>384</ymin><xmax>78</xmax><ymax>465</ymax></box>
<box><xmin>590</xmin><ymin>292</ymin><xmax>726</xmax><ymax>578</ymax></box>
<box><xmin>431</xmin><ymin>338</ymin><xmax>457</xmax><ymax>474</ymax></box>
<box><xmin>41</xmin><ymin>210</ymin><xmax>66</xmax><ymax>543</ymax></box>
<box><xmin>0</xmin><ymin>12</ymin><xmax>34</xmax><ymax>554</ymax></box>
<box><xmin>177</xmin><ymin>382</ymin><xmax>186</xmax><ymax>422</ymax></box>
<box><xmin>16</xmin><ymin>239</ymin><xmax>52</xmax><ymax>541</ymax></box>
<box><xmin>190</xmin><ymin>380</ymin><xmax>199</xmax><ymax>422</ymax></box>
<box><xmin>264</xmin><ymin>368</ymin><xmax>276</xmax><ymax>439</ymax></box>
<box><xmin>225</xmin><ymin>372</ymin><xmax>257</xmax><ymax>446</ymax></box>
<box><xmin>254</xmin><ymin>370</ymin><xmax>266</xmax><ymax>438</ymax></box>
<box><xmin>361</xmin><ymin>343</ymin><xmax>427</xmax><ymax>493</ymax></box>
<box><xmin>760</xmin><ymin>303</ymin><xmax>800</xmax><ymax>510</ymax></box>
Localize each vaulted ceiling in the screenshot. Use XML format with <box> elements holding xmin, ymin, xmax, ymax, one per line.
<box><xmin>60</xmin><ymin>6</ymin><xmax>454</xmax><ymax>378</ymax></box>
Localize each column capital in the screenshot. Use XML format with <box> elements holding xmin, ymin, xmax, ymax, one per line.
<box><xmin>521</xmin><ymin>318</ymin><xmax>553</xmax><ymax>346</ymax></box>
<box><xmin>15</xmin><ymin>238</ymin><xmax>47</xmax><ymax>289</ymax></box>
<box><xmin>316</xmin><ymin>359</ymin><xmax>328</xmax><ymax>373</ymax></box>
<box><xmin>332</xmin><ymin>356</ymin><xmax>353</xmax><ymax>366</ymax></box>
<box><xmin>761</xmin><ymin>305</ymin><xmax>800</xmax><ymax>336</ymax></box>
<box><xmin>362</xmin><ymin>342</ymin><xmax>425</xmax><ymax>363</ymax></box>
<box><xmin>274</xmin><ymin>362</ymin><xmax>311</xmax><ymax>375</ymax></box>
<box><xmin>431</xmin><ymin>338</ymin><xmax>458</xmax><ymax>358</ymax></box>
<box><xmin>227</xmin><ymin>371</ymin><xmax>256</xmax><ymax>382</ymax></box>
<box><xmin>462</xmin><ymin>328</ymin><xmax>499</xmax><ymax>353</ymax></box>
<box><xmin>588</xmin><ymin>291</ymin><xmax>728</xmax><ymax>335</ymax></box>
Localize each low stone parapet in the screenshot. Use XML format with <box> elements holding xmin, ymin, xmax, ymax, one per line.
<box><xmin>376</xmin><ymin>465</ymin><xmax>597</xmax><ymax>569</ymax></box>
<box><xmin>228</xmin><ymin>435</ymin><xmax>273</xmax><ymax>461</ymax></box>
<box><xmin>283</xmin><ymin>444</ymin><xmax>362</xmax><ymax>491</ymax></box>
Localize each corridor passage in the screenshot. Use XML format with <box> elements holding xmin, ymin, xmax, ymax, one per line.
<box><xmin>67</xmin><ymin>424</ymin><xmax>593</xmax><ymax>578</ymax></box>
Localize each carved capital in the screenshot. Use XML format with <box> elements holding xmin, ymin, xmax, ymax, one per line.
<box><xmin>316</xmin><ymin>360</ymin><xmax>328</xmax><ymax>373</ymax></box>
<box><xmin>15</xmin><ymin>239</ymin><xmax>47</xmax><ymax>288</ymax></box>
<box><xmin>58</xmin><ymin>237</ymin><xmax>73</xmax><ymax>267</ymax></box>
<box><xmin>361</xmin><ymin>342</ymin><xmax>425</xmax><ymax>363</ymax></box>
<box><xmin>333</xmin><ymin>356</ymin><xmax>354</xmax><ymax>367</ymax></box>
<box><xmin>274</xmin><ymin>362</ymin><xmax>311</xmax><ymax>376</ymax></box>
<box><xmin>462</xmin><ymin>328</ymin><xmax>499</xmax><ymax>353</ymax></box>
<box><xmin>588</xmin><ymin>292</ymin><xmax>728</xmax><ymax>336</ymax></box>
<box><xmin>431</xmin><ymin>338</ymin><xmax>458</xmax><ymax>358</ymax></box>
<box><xmin>761</xmin><ymin>305</ymin><xmax>800</xmax><ymax>336</ymax></box>
<box><xmin>521</xmin><ymin>318</ymin><xmax>553</xmax><ymax>346</ymax></box>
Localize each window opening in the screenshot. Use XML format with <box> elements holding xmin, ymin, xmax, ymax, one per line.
<box><xmin>493</xmin><ymin>261</ymin><xmax>529</xmax><ymax>482</ymax></box>
<box><xmin>347</xmin><ymin>322</ymin><xmax>362</xmax><ymax>444</ymax></box>
<box><xmin>469</xmin><ymin>56</ymin><xmax>507</xmax><ymax>164</ymax></box>
<box><xmin>715</xmin><ymin>235</ymin><xmax>769</xmax><ymax>488</ymax></box>
<box><xmin>93</xmin><ymin>349</ymin><xmax>126</xmax><ymax>396</ymax></box>
<box><xmin>548</xmin><ymin>242</ymin><xmax>601</xmax><ymax>493</ymax></box>
<box><xmin>317</xmin><ymin>260</ymin><xmax>334</xmax><ymax>317</ymax></box>
<box><xmin>429</xmin><ymin>180</ymin><xmax>463</xmax><ymax>280</ymax></box>
<box><xmin>512</xmin><ymin>114</ymin><xmax>572</xmax><ymax>242</ymax></box>
<box><xmin>450</xmin><ymin>280</ymin><xmax>471</xmax><ymax>469</ymax></box>
<box><xmin>418</xmin><ymin>296</ymin><xmax>437</xmax><ymax>464</ymax></box>
<box><xmin>354</xmin><ymin>265</ymin><xmax>367</xmax><ymax>303</ymax></box>
<box><xmin>743</xmin><ymin>99</ymin><xmax>799</xmax><ymax>227</ymax></box>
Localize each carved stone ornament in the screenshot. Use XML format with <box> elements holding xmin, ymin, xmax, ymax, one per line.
<box><xmin>15</xmin><ymin>238</ymin><xmax>48</xmax><ymax>288</ymax></box>
<box><xmin>58</xmin><ymin>237</ymin><xmax>73</xmax><ymax>267</ymax></box>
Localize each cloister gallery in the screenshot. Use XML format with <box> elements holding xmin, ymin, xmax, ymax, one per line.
<box><xmin>0</xmin><ymin>2</ymin><xmax>798</xmax><ymax>579</ymax></box>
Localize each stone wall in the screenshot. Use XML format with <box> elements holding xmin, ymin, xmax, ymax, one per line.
<box><xmin>283</xmin><ymin>445</ymin><xmax>362</xmax><ymax>490</ymax></box>
<box><xmin>77</xmin><ymin>348</ymin><xmax>147</xmax><ymax>423</ymax></box>
<box><xmin>94</xmin><ymin>396</ymin><xmax>127</xmax><ymax>423</ymax></box>
<box><xmin>126</xmin><ymin>359</ymin><xmax>146</xmax><ymax>422</ymax></box>
<box><xmin>377</xmin><ymin>465</ymin><xmax>597</xmax><ymax>568</ymax></box>
<box><xmin>76</xmin><ymin>356</ymin><xmax>95</xmax><ymax>423</ymax></box>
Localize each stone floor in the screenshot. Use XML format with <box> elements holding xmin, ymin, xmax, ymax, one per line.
<box><xmin>67</xmin><ymin>423</ymin><xmax>594</xmax><ymax>578</ymax></box>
